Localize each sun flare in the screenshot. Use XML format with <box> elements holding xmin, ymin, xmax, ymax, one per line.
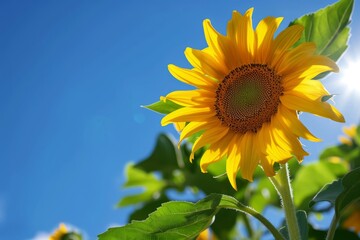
<box><xmin>339</xmin><ymin>57</ymin><xmax>360</xmax><ymax>94</ymax></box>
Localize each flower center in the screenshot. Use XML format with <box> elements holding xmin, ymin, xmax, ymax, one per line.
<box><xmin>215</xmin><ymin>64</ymin><xmax>283</xmax><ymax>134</ymax></box>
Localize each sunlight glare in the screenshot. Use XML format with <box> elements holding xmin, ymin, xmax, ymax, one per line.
<box><xmin>338</xmin><ymin>57</ymin><xmax>360</xmax><ymax>95</ymax></box>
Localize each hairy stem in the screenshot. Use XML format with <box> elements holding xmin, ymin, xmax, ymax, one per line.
<box><xmin>270</xmin><ymin>163</ymin><xmax>301</xmax><ymax>240</ymax></box>
<box><xmin>220</xmin><ymin>195</ymin><xmax>285</xmax><ymax>240</ymax></box>
<box><xmin>242</xmin><ymin>214</ymin><xmax>254</xmax><ymax>238</ymax></box>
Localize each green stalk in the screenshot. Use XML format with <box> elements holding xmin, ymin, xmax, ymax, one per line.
<box><xmin>242</xmin><ymin>214</ymin><xmax>254</xmax><ymax>238</ymax></box>
<box><xmin>270</xmin><ymin>163</ymin><xmax>301</xmax><ymax>240</ymax></box>
<box><xmin>221</xmin><ymin>199</ymin><xmax>285</xmax><ymax>240</ymax></box>
<box><xmin>326</xmin><ymin>215</ymin><xmax>338</xmax><ymax>240</ymax></box>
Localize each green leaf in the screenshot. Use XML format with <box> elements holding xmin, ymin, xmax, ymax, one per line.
<box><xmin>100</xmin><ymin>194</ymin><xmax>285</xmax><ymax>240</ymax></box>
<box><xmin>135</xmin><ymin>134</ymin><xmax>184</xmax><ymax>177</ymax></box>
<box><xmin>309</xmin><ymin>180</ymin><xmax>343</xmax><ymax>208</ymax></box>
<box><xmin>309</xmin><ymin>168</ymin><xmax>360</xmax><ymax>218</ymax></box>
<box><xmin>128</xmin><ymin>195</ymin><xmax>170</xmax><ymax>222</ymax></box>
<box><xmin>353</xmin><ymin>125</ymin><xmax>360</xmax><ymax>146</ymax></box>
<box><xmin>291</xmin><ymin>0</ymin><xmax>353</xmax><ymax>75</ymax></box>
<box><xmin>320</xmin><ymin>144</ymin><xmax>354</xmax><ymax>160</ymax></box>
<box><xmin>334</xmin><ymin>229</ymin><xmax>360</xmax><ymax>240</ymax></box>
<box><xmin>308</xmin><ymin>225</ymin><xmax>360</xmax><ymax>240</ymax></box>
<box><xmin>296</xmin><ymin>211</ymin><xmax>309</xmax><ymax>240</ymax></box>
<box><xmin>101</xmin><ymin>194</ymin><xmax>235</xmax><ymax>240</ymax></box>
<box><xmin>117</xmin><ymin>164</ymin><xmax>166</xmax><ymax>207</ymax></box>
<box><xmin>210</xmin><ymin>209</ymin><xmax>238</xmax><ymax>240</ymax></box>
<box><xmin>143</xmin><ymin>99</ymin><xmax>183</xmax><ymax>115</ymax></box>
<box><xmin>335</xmin><ymin>167</ymin><xmax>360</xmax><ymax>216</ymax></box>
<box><xmin>292</xmin><ymin>161</ymin><xmax>348</xmax><ymax>210</ymax></box>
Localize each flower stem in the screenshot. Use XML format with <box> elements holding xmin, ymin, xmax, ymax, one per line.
<box><xmin>270</xmin><ymin>163</ymin><xmax>301</xmax><ymax>240</ymax></box>
<box><xmin>242</xmin><ymin>214</ymin><xmax>254</xmax><ymax>238</ymax></box>
<box><xmin>221</xmin><ymin>196</ymin><xmax>285</xmax><ymax>240</ymax></box>
<box><xmin>326</xmin><ymin>214</ymin><xmax>338</xmax><ymax>240</ymax></box>
<box><xmin>233</xmin><ymin>204</ymin><xmax>285</xmax><ymax>240</ymax></box>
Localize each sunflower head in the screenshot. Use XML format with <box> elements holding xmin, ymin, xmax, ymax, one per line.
<box><xmin>49</xmin><ymin>223</ymin><xmax>68</xmax><ymax>240</ymax></box>
<box><xmin>49</xmin><ymin>223</ymin><xmax>82</xmax><ymax>240</ymax></box>
<box><xmin>161</xmin><ymin>8</ymin><xmax>344</xmax><ymax>190</ymax></box>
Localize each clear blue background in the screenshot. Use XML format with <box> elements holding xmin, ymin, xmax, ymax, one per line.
<box><xmin>0</xmin><ymin>1</ymin><xmax>359</xmax><ymax>239</ymax></box>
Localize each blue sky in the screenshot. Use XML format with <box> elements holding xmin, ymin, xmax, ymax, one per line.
<box><xmin>0</xmin><ymin>1</ymin><xmax>359</xmax><ymax>239</ymax></box>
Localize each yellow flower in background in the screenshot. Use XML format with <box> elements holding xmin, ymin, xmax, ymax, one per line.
<box><xmin>343</xmin><ymin>206</ymin><xmax>360</xmax><ymax>233</ymax></box>
<box><xmin>161</xmin><ymin>8</ymin><xmax>344</xmax><ymax>189</ymax></box>
<box><xmin>196</xmin><ymin>229</ymin><xmax>217</xmax><ymax>240</ymax></box>
<box><xmin>49</xmin><ymin>223</ymin><xmax>67</xmax><ymax>240</ymax></box>
<box><xmin>339</xmin><ymin>124</ymin><xmax>357</xmax><ymax>146</ymax></box>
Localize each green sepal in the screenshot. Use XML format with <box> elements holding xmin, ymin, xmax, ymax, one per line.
<box><xmin>143</xmin><ymin>99</ymin><xmax>183</xmax><ymax>115</ymax></box>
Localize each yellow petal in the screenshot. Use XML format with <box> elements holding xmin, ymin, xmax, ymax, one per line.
<box><xmin>272</xmin><ymin>119</ymin><xmax>309</xmax><ymax>162</ymax></box>
<box><xmin>281</xmin><ymin>56</ymin><xmax>339</xmax><ymax>89</ymax></box>
<box><xmin>242</xmin><ymin>8</ymin><xmax>256</xmax><ymax>61</ymax></box>
<box><xmin>179</xmin><ymin>119</ymin><xmax>219</xmax><ymax>144</ymax></box>
<box><xmin>227</xmin><ymin>10</ymin><xmax>242</xmax><ymax>45</ymax></box>
<box><xmin>185</xmin><ymin>47</ymin><xmax>227</xmax><ymax>80</ymax></box>
<box><xmin>261</xmin><ymin>156</ymin><xmax>276</xmax><ymax>177</ymax></box>
<box><xmin>203</xmin><ymin>19</ymin><xmax>239</xmax><ymax>70</ymax></box>
<box><xmin>226</xmin><ymin>135</ymin><xmax>242</xmax><ymax>190</ymax></box>
<box><xmin>161</xmin><ymin>107</ymin><xmax>214</xmax><ymax>126</ymax></box>
<box><xmin>174</xmin><ymin>122</ymin><xmax>186</xmax><ymax>132</ymax></box>
<box><xmin>191</xmin><ymin>126</ymin><xmax>229</xmax><ymax>161</ymax></box>
<box><xmin>49</xmin><ymin>223</ymin><xmax>68</xmax><ymax>240</ymax></box>
<box><xmin>227</xmin><ymin>9</ymin><xmax>255</xmax><ymax>64</ymax></box>
<box><xmin>276</xmin><ymin>42</ymin><xmax>317</xmax><ymax>75</ymax></box>
<box><xmin>271</xmin><ymin>24</ymin><xmax>304</xmax><ymax>67</ymax></box>
<box><xmin>256</xmin><ymin>123</ymin><xmax>276</xmax><ymax>176</ymax></box>
<box><xmin>255</xmin><ymin>16</ymin><xmax>283</xmax><ymax>63</ymax></box>
<box><xmin>239</xmin><ymin>132</ymin><xmax>259</xmax><ymax>182</ymax></box>
<box><xmin>277</xmin><ymin>105</ymin><xmax>320</xmax><ymax>142</ymax></box>
<box><xmin>165</xmin><ymin>89</ymin><xmax>215</xmax><ymax>106</ymax></box>
<box><xmin>282</xmin><ymin>81</ymin><xmax>345</xmax><ymax>122</ymax></box>
<box><xmin>200</xmin><ymin>149</ymin><xmax>221</xmax><ymax>173</ymax></box>
<box><xmin>266</xmin><ymin>124</ymin><xmax>294</xmax><ymax>162</ymax></box>
<box><xmin>258</xmin><ymin>122</ymin><xmax>294</xmax><ymax>166</ymax></box>
<box><xmin>200</xmin><ymin>132</ymin><xmax>235</xmax><ymax>172</ymax></box>
<box><xmin>168</xmin><ymin>64</ymin><xmax>218</xmax><ymax>90</ymax></box>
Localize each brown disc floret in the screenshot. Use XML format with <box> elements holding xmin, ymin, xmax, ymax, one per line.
<box><xmin>215</xmin><ymin>64</ymin><xmax>283</xmax><ymax>134</ymax></box>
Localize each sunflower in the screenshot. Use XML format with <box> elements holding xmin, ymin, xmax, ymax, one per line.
<box><xmin>161</xmin><ymin>8</ymin><xmax>344</xmax><ymax>190</ymax></box>
<box><xmin>196</xmin><ymin>228</ymin><xmax>217</xmax><ymax>240</ymax></box>
<box><xmin>49</xmin><ymin>223</ymin><xmax>67</xmax><ymax>240</ymax></box>
<box><xmin>339</xmin><ymin>124</ymin><xmax>357</xmax><ymax>146</ymax></box>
